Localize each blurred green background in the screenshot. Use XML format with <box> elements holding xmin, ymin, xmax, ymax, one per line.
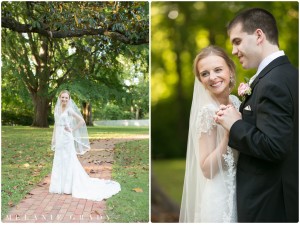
<box><xmin>151</xmin><ymin>1</ymin><xmax>298</xmax><ymax>222</ymax></box>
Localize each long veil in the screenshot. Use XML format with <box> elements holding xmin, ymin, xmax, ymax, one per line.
<box><xmin>51</xmin><ymin>97</ymin><xmax>90</xmax><ymax>155</ymax></box>
<box><xmin>179</xmin><ymin>78</ymin><xmax>237</xmax><ymax>222</ymax></box>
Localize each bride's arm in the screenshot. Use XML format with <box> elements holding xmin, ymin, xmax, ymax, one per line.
<box><xmin>199</xmin><ymin>129</ymin><xmax>229</xmax><ymax>179</ymax></box>
<box><xmin>68</xmin><ymin>109</ymin><xmax>85</xmax><ymax>131</ymax></box>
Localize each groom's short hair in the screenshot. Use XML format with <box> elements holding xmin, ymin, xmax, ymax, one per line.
<box><xmin>227</xmin><ymin>8</ymin><xmax>279</xmax><ymax>46</ymax></box>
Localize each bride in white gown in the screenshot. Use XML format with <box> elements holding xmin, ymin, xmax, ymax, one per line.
<box><xmin>179</xmin><ymin>46</ymin><xmax>240</xmax><ymax>222</ymax></box>
<box><xmin>49</xmin><ymin>90</ymin><xmax>121</xmax><ymax>201</ymax></box>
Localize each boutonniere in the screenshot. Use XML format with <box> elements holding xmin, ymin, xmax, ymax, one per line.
<box><xmin>238</xmin><ymin>82</ymin><xmax>252</xmax><ymax>100</ymax></box>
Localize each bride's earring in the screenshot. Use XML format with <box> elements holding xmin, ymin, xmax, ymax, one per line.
<box><xmin>229</xmin><ymin>75</ymin><xmax>234</xmax><ymax>88</ymax></box>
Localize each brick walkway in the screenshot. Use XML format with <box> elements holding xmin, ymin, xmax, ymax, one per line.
<box><xmin>2</xmin><ymin>138</ymin><xmax>140</xmax><ymax>223</ymax></box>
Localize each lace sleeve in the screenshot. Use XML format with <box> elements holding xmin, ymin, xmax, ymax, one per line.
<box><xmin>196</xmin><ymin>105</ymin><xmax>217</xmax><ymax>136</ymax></box>
<box><xmin>230</xmin><ymin>95</ymin><xmax>241</xmax><ymax>110</ymax></box>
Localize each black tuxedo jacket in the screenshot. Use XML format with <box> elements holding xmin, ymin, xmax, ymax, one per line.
<box><xmin>229</xmin><ymin>56</ymin><xmax>298</xmax><ymax>222</ymax></box>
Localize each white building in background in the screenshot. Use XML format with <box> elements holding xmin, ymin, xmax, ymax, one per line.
<box><xmin>93</xmin><ymin>120</ymin><xmax>149</xmax><ymax>127</ymax></box>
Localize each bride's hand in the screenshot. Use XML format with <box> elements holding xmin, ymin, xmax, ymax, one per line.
<box><xmin>214</xmin><ymin>105</ymin><xmax>241</xmax><ymax>131</ymax></box>
<box><xmin>65</xmin><ymin>127</ymin><xmax>73</xmax><ymax>133</ymax></box>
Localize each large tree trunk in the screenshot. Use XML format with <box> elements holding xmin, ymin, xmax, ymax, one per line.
<box><xmin>135</xmin><ymin>106</ymin><xmax>140</xmax><ymax>119</ymax></box>
<box><xmin>29</xmin><ymin>36</ymin><xmax>52</xmax><ymax>128</ymax></box>
<box><xmin>31</xmin><ymin>92</ymin><xmax>50</xmax><ymax>127</ymax></box>
<box><xmin>82</xmin><ymin>101</ymin><xmax>93</xmax><ymax>126</ymax></box>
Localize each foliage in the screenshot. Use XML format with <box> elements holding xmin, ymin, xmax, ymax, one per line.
<box><xmin>129</xmin><ymin>77</ymin><xmax>149</xmax><ymax>119</ymax></box>
<box><xmin>101</xmin><ymin>104</ymin><xmax>127</xmax><ymax>120</ymax></box>
<box><xmin>107</xmin><ymin>139</ymin><xmax>149</xmax><ymax>222</ymax></box>
<box><xmin>151</xmin><ymin>2</ymin><xmax>298</xmax><ymax>158</ymax></box>
<box><xmin>1</xmin><ymin>67</ymin><xmax>33</xmax><ymax>115</ymax></box>
<box><xmin>2</xmin><ymin>111</ymin><xmax>32</xmax><ymax>126</ymax></box>
<box><xmin>2</xmin><ymin>1</ymin><xmax>148</xmax><ymax>44</ymax></box>
<box><xmin>1</xmin><ymin>111</ymin><xmax>55</xmax><ymax>126</ymax></box>
<box><xmin>1</xmin><ymin>1</ymin><xmax>149</xmax><ymax>127</ymax></box>
<box><xmin>120</xmin><ymin>46</ymin><xmax>150</xmax><ymax>119</ymax></box>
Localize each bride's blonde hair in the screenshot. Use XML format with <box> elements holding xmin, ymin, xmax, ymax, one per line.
<box><xmin>59</xmin><ymin>90</ymin><xmax>71</xmax><ymax>97</ymax></box>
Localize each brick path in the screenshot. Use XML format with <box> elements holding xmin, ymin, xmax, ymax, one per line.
<box><xmin>2</xmin><ymin>137</ymin><xmax>146</xmax><ymax>223</ymax></box>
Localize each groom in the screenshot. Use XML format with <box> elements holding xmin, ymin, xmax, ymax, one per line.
<box><xmin>215</xmin><ymin>8</ymin><xmax>298</xmax><ymax>222</ymax></box>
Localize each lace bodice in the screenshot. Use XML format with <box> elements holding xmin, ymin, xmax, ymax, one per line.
<box><xmin>195</xmin><ymin>94</ymin><xmax>241</xmax><ymax>222</ymax></box>
<box><xmin>55</xmin><ymin>109</ymin><xmax>72</xmax><ymax>127</ymax></box>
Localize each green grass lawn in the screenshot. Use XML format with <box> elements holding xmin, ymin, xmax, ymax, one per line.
<box><xmin>1</xmin><ymin>125</ymin><xmax>149</xmax><ymax>220</ymax></box>
<box><xmin>88</xmin><ymin>126</ymin><xmax>149</xmax><ymax>139</ymax></box>
<box><xmin>1</xmin><ymin>126</ymin><xmax>54</xmax><ymax>219</ymax></box>
<box><xmin>152</xmin><ymin>159</ymin><xmax>186</xmax><ymax>205</ymax></box>
<box><xmin>106</xmin><ymin>139</ymin><xmax>149</xmax><ymax>222</ymax></box>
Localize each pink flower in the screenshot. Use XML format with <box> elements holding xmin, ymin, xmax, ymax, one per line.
<box><xmin>238</xmin><ymin>82</ymin><xmax>252</xmax><ymax>97</ymax></box>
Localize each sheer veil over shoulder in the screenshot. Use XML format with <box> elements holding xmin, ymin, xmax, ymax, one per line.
<box><xmin>179</xmin><ymin>78</ymin><xmax>240</xmax><ymax>222</ymax></box>
<box><xmin>51</xmin><ymin>97</ymin><xmax>90</xmax><ymax>154</ymax></box>
<box><xmin>49</xmin><ymin>96</ymin><xmax>121</xmax><ymax>201</ymax></box>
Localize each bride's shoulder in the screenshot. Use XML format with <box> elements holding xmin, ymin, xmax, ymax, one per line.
<box><xmin>198</xmin><ymin>104</ymin><xmax>216</xmax><ymax>116</ymax></box>
<box><xmin>229</xmin><ymin>94</ymin><xmax>241</xmax><ymax>108</ymax></box>
<box><xmin>198</xmin><ymin>102</ymin><xmax>219</xmax><ymax>117</ymax></box>
<box><xmin>66</xmin><ymin>107</ymin><xmax>76</xmax><ymax>115</ymax></box>
<box><xmin>198</xmin><ymin>104</ymin><xmax>217</xmax><ymax>121</ymax></box>
<box><xmin>196</xmin><ymin>104</ymin><xmax>217</xmax><ymax>135</ymax></box>
<box><xmin>202</xmin><ymin>103</ymin><xmax>217</xmax><ymax>111</ymax></box>
<box><xmin>229</xmin><ymin>94</ymin><xmax>239</xmax><ymax>101</ymax></box>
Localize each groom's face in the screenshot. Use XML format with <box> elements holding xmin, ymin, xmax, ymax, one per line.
<box><xmin>229</xmin><ymin>23</ymin><xmax>261</xmax><ymax>69</ymax></box>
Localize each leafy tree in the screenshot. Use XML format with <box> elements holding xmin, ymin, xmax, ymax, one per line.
<box><xmin>1</xmin><ymin>1</ymin><xmax>149</xmax><ymax>127</ymax></box>
<box><xmin>1</xmin><ymin>67</ymin><xmax>34</xmax><ymax>125</ymax></box>
<box><xmin>117</xmin><ymin>47</ymin><xmax>149</xmax><ymax>119</ymax></box>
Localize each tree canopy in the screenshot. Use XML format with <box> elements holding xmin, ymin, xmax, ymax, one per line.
<box><xmin>2</xmin><ymin>1</ymin><xmax>149</xmax><ymax>127</ymax></box>
<box><xmin>2</xmin><ymin>1</ymin><xmax>148</xmax><ymax>44</ymax></box>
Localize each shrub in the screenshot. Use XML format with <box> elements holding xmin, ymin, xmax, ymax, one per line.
<box><xmin>1</xmin><ymin>111</ymin><xmax>33</xmax><ymax>126</ymax></box>
<box><xmin>101</xmin><ymin>104</ymin><xmax>124</xmax><ymax>120</ymax></box>
<box><xmin>1</xmin><ymin>111</ymin><xmax>54</xmax><ymax>126</ymax></box>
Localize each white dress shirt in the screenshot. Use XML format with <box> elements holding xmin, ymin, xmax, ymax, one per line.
<box><xmin>249</xmin><ymin>50</ymin><xmax>285</xmax><ymax>85</ymax></box>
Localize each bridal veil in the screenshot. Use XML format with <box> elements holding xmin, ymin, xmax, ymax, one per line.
<box><xmin>179</xmin><ymin>78</ymin><xmax>238</xmax><ymax>222</ymax></box>
<box><xmin>51</xmin><ymin>96</ymin><xmax>90</xmax><ymax>155</ymax></box>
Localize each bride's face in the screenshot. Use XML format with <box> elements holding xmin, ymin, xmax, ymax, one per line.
<box><xmin>197</xmin><ymin>55</ymin><xmax>231</xmax><ymax>98</ymax></box>
<box><xmin>60</xmin><ymin>93</ymin><xmax>70</xmax><ymax>106</ymax></box>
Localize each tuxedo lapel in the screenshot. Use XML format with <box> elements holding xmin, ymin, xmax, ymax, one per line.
<box><xmin>239</xmin><ymin>56</ymin><xmax>290</xmax><ymax>112</ymax></box>
<box><xmin>252</xmin><ymin>56</ymin><xmax>290</xmax><ymax>87</ymax></box>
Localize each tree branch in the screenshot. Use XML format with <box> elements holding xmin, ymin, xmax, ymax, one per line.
<box><xmin>2</xmin><ymin>16</ymin><xmax>148</xmax><ymax>45</ymax></box>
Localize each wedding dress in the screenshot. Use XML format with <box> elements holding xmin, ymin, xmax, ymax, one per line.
<box><xmin>179</xmin><ymin>79</ymin><xmax>240</xmax><ymax>222</ymax></box>
<box><xmin>49</xmin><ymin>97</ymin><xmax>121</xmax><ymax>201</ymax></box>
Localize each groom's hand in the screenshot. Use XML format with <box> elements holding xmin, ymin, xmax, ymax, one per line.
<box><xmin>214</xmin><ymin>105</ymin><xmax>242</xmax><ymax>131</ymax></box>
